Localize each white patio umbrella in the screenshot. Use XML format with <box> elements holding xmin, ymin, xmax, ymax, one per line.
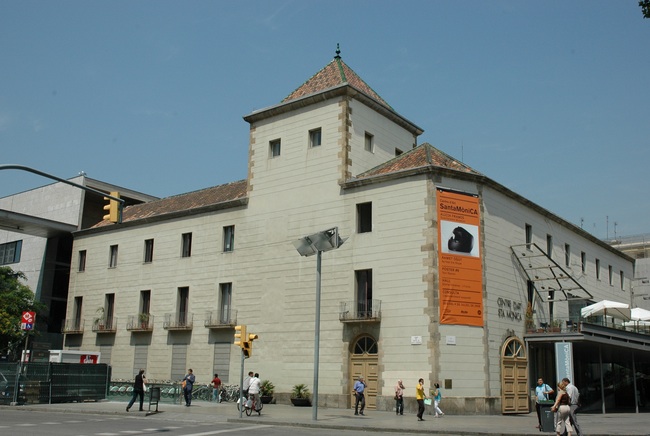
<box><xmin>631</xmin><ymin>307</ymin><xmax>650</xmax><ymax>321</ymax></box>
<box><xmin>580</xmin><ymin>300</ymin><xmax>631</xmax><ymax>321</ymax></box>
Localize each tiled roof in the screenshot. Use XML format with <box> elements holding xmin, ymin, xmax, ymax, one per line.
<box><xmin>93</xmin><ymin>180</ymin><xmax>247</xmax><ymax>227</ymax></box>
<box><xmin>356</xmin><ymin>143</ymin><xmax>481</xmax><ymax>179</ymax></box>
<box><xmin>282</xmin><ymin>53</ymin><xmax>392</xmax><ymax>110</ymax></box>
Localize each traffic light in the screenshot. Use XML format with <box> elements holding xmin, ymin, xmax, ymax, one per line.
<box><xmin>242</xmin><ymin>332</ymin><xmax>258</xmax><ymax>358</ymax></box>
<box><xmin>103</xmin><ymin>191</ymin><xmax>120</xmax><ymax>223</ymax></box>
<box><xmin>234</xmin><ymin>324</ymin><xmax>247</xmax><ymax>348</ymax></box>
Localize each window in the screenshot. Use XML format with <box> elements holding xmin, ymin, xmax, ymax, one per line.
<box><xmin>395</xmin><ymin>148</ymin><xmax>403</xmax><ymax>156</ymax></box>
<box><xmin>219</xmin><ymin>282</ymin><xmax>233</xmax><ymax>324</ymax></box>
<box><xmin>581</xmin><ymin>252</ymin><xmax>586</xmax><ymax>273</ymax></box>
<box><xmin>270</xmin><ymin>139</ymin><xmax>281</xmax><ymax>157</ymax></box>
<box><xmin>144</xmin><ymin>239</ymin><xmax>154</xmax><ymax>263</ymax></box>
<box><xmin>525</xmin><ymin>224</ymin><xmax>532</xmax><ymax>248</ymax></box>
<box><xmin>73</xmin><ymin>296</ymin><xmax>83</xmax><ymax>331</ymax></box>
<box><xmin>178</xmin><ymin>286</ymin><xmax>189</xmax><ymax>326</ymax></box>
<box><xmin>181</xmin><ymin>233</ymin><xmax>192</xmax><ymax>258</ymax></box>
<box><xmin>140</xmin><ymin>290</ymin><xmax>151</xmax><ymax>315</ymax></box>
<box><xmin>364</xmin><ymin>132</ymin><xmax>374</xmax><ymax>152</ymax></box>
<box><xmin>109</xmin><ymin>245</ymin><xmax>118</xmax><ymax>268</ymax></box>
<box><xmin>309</xmin><ymin>128</ymin><xmax>322</xmax><ymax>148</ymax></box>
<box><xmin>105</xmin><ymin>293</ymin><xmax>115</xmax><ymax>330</ymax></box>
<box><xmin>620</xmin><ymin>271</ymin><xmax>624</xmax><ymax>291</ymax></box>
<box><xmin>564</xmin><ymin>244</ymin><xmax>570</xmax><ymax>267</ymax></box>
<box><xmin>357</xmin><ymin>202</ymin><xmax>372</xmax><ymax>233</ymax></box>
<box><xmin>546</xmin><ymin>235</ymin><xmax>553</xmax><ymax>257</ymax></box>
<box><xmin>355</xmin><ymin>269</ymin><xmax>373</xmax><ymax>318</ymax></box>
<box><xmin>0</xmin><ymin>240</ymin><xmax>22</xmax><ymax>265</ymax></box>
<box><xmin>78</xmin><ymin>250</ymin><xmax>87</xmax><ymax>272</ymax></box>
<box><xmin>596</xmin><ymin>258</ymin><xmax>601</xmax><ymax>280</ymax></box>
<box><xmin>223</xmin><ymin>225</ymin><xmax>235</xmax><ymax>252</ymax></box>
<box><xmin>609</xmin><ymin>265</ymin><xmax>613</xmax><ymax>286</ymax></box>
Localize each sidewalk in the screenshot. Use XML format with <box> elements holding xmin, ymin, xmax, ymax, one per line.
<box><xmin>5</xmin><ymin>399</ymin><xmax>649</xmax><ymax>436</ymax></box>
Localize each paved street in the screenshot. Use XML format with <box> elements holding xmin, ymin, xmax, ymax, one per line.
<box><xmin>1</xmin><ymin>400</ymin><xmax>649</xmax><ymax>436</ymax></box>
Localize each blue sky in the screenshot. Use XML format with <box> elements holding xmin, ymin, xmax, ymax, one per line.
<box><xmin>1</xmin><ymin>1</ymin><xmax>648</xmax><ymax>239</ymax></box>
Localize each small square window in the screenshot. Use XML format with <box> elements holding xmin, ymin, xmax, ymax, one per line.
<box><xmin>364</xmin><ymin>132</ymin><xmax>374</xmax><ymax>152</ymax></box>
<box><xmin>270</xmin><ymin>139</ymin><xmax>281</xmax><ymax>157</ymax></box>
<box><xmin>395</xmin><ymin>148</ymin><xmax>403</xmax><ymax>156</ymax></box>
<box><xmin>309</xmin><ymin>128</ymin><xmax>322</xmax><ymax>148</ymax></box>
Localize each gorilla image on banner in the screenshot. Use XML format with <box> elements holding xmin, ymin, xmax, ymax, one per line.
<box><xmin>440</xmin><ymin>221</ymin><xmax>479</xmax><ymax>258</ymax></box>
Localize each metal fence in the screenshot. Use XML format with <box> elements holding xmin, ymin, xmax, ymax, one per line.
<box><xmin>0</xmin><ymin>362</ymin><xmax>110</xmax><ymax>404</ymax></box>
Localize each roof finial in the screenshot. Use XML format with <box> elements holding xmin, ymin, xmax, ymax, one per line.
<box><xmin>335</xmin><ymin>43</ymin><xmax>341</xmax><ymax>59</ymax></box>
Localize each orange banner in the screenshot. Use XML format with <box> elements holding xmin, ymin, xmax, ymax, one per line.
<box><xmin>437</xmin><ymin>188</ymin><xmax>483</xmax><ymax>326</ymax></box>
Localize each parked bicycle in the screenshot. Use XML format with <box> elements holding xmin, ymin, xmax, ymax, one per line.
<box><xmin>221</xmin><ymin>384</ymin><xmax>240</xmax><ymax>402</ymax></box>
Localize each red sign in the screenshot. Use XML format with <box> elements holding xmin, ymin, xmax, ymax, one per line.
<box><xmin>80</xmin><ymin>354</ymin><xmax>99</xmax><ymax>364</ymax></box>
<box><xmin>21</xmin><ymin>311</ymin><xmax>36</xmax><ymax>330</ymax></box>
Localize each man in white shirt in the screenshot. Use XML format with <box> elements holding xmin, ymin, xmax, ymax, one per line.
<box><xmin>562</xmin><ymin>377</ymin><xmax>582</xmax><ymax>436</ymax></box>
<box><xmin>248</xmin><ymin>373</ymin><xmax>262</xmax><ymax>410</ymax></box>
<box><xmin>242</xmin><ymin>371</ymin><xmax>253</xmax><ymax>398</ymax></box>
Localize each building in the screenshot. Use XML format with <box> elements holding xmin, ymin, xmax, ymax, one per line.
<box><xmin>0</xmin><ymin>175</ymin><xmax>157</xmax><ymax>357</ymax></box>
<box><xmin>609</xmin><ymin>234</ymin><xmax>650</xmax><ymax>309</ymax></box>
<box><xmin>64</xmin><ymin>51</ymin><xmax>648</xmax><ymax>414</ymax></box>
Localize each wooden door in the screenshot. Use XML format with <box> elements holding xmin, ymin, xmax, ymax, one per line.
<box><xmin>501</xmin><ymin>337</ymin><xmax>529</xmax><ymax>414</ymax></box>
<box><xmin>349</xmin><ymin>336</ymin><xmax>378</xmax><ymax>409</ymax></box>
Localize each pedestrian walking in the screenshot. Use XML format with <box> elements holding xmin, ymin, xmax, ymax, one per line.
<box><xmin>562</xmin><ymin>378</ymin><xmax>582</xmax><ymax>436</ymax></box>
<box><xmin>395</xmin><ymin>379</ymin><xmax>405</xmax><ymax>416</ymax></box>
<box><xmin>182</xmin><ymin>368</ymin><xmax>195</xmax><ymax>406</ymax></box>
<box><xmin>416</xmin><ymin>378</ymin><xmax>426</xmax><ymax>421</ymax></box>
<box><xmin>432</xmin><ymin>383</ymin><xmax>445</xmax><ymax>417</ymax></box>
<box><xmin>353</xmin><ymin>376</ymin><xmax>366</xmax><ymax>416</ymax></box>
<box><xmin>211</xmin><ymin>373</ymin><xmax>222</xmax><ymax>403</ymax></box>
<box><xmin>126</xmin><ymin>369</ymin><xmax>146</xmax><ymax>412</ymax></box>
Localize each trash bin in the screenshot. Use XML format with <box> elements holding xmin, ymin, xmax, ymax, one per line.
<box><xmin>539</xmin><ymin>400</ymin><xmax>555</xmax><ymax>433</ymax></box>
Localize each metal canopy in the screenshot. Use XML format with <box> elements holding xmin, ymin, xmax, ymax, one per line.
<box><xmin>0</xmin><ymin>209</ymin><xmax>77</xmax><ymax>238</ymax></box>
<box><xmin>511</xmin><ymin>243</ymin><xmax>593</xmax><ymax>302</ymax></box>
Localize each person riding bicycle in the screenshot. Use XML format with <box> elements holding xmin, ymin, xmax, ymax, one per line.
<box><xmin>248</xmin><ymin>373</ymin><xmax>261</xmax><ymax>411</ymax></box>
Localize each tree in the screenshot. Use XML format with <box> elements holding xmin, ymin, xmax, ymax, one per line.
<box><xmin>641</xmin><ymin>0</ymin><xmax>650</xmax><ymax>18</ymax></box>
<box><xmin>0</xmin><ymin>267</ymin><xmax>45</xmax><ymax>360</ymax></box>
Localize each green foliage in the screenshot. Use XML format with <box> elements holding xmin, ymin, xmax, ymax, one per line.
<box><xmin>641</xmin><ymin>0</ymin><xmax>650</xmax><ymax>19</ymax></box>
<box><xmin>0</xmin><ymin>266</ymin><xmax>46</xmax><ymax>358</ymax></box>
<box><xmin>291</xmin><ymin>383</ymin><xmax>311</xmax><ymax>399</ymax></box>
<box><xmin>260</xmin><ymin>379</ymin><xmax>275</xmax><ymax>396</ymax></box>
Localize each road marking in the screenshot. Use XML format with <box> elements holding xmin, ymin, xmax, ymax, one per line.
<box><xmin>180</xmin><ymin>425</ymin><xmax>274</xmax><ymax>436</ymax></box>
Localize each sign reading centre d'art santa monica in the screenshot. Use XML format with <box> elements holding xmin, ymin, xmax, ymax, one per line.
<box><xmin>436</xmin><ymin>188</ymin><xmax>483</xmax><ymax>327</ymax></box>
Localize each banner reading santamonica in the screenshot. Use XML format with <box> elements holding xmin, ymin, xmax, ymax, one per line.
<box><xmin>436</xmin><ymin>187</ymin><xmax>483</xmax><ymax>327</ymax></box>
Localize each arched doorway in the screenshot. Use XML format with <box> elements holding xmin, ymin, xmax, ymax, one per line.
<box><xmin>349</xmin><ymin>335</ymin><xmax>378</xmax><ymax>409</ymax></box>
<box><xmin>501</xmin><ymin>336</ymin><xmax>529</xmax><ymax>414</ymax></box>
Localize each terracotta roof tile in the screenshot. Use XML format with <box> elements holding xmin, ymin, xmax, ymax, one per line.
<box><xmin>282</xmin><ymin>56</ymin><xmax>392</xmax><ymax>110</ymax></box>
<box><xmin>94</xmin><ymin>180</ymin><xmax>247</xmax><ymax>227</ymax></box>
<box><xmin>356</xmin><ymin>143</ymin><xmax>481</xmax><ymax>178</ymax></box>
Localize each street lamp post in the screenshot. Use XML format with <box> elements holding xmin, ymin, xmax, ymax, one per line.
<box><xmin>293</xmin><ymin>227</ymin><xmax>345</xmax><ymax>421</ymax></box>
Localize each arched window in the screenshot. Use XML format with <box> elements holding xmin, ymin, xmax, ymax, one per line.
<box><xmin>353</xmin><ymin>336</ymin><xmax>377</xmax><ymax>355</ymax></box>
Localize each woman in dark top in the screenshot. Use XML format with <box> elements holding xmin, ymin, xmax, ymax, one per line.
<box><xmin>126</xmin><ymin>369</ymin><xmax>146</xmax><ymax>412</ymax></box>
